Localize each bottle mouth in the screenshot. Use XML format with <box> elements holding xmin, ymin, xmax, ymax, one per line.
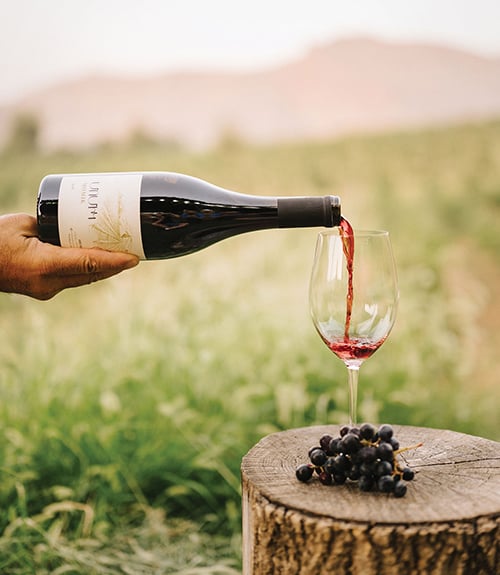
<box><xmin>277</xmin><ymin>195</ymin><xmax>341</xmax><ymax>228</ymax></box>
<box><xmin>326</xmin><ymin>195</ymin><xmax>341</xmax><ymax>227</ymax></box>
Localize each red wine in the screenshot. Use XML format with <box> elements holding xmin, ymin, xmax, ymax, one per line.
<box><xmin>339</xmin><ymin>217</ymin><xmax>354</xmax><ymax>340</ymax></box>
<box><xmin>322</xmin><ymin>221</ymin><xmax>393</xmax><ymax>364</ymax></box>
<box><xmin>332</xmin><ymin>217</ymin><xmax>386</xmax><ymax>362</ymax></box>
<box><xmin>37</xmin><ymin>172</ymin><xmax>341</xmax><ymax>260</ymax></box>
<box><xmin>323</xmin><ymin>336</ymin><xmax>386</xmax><ymax>362</ymax></box>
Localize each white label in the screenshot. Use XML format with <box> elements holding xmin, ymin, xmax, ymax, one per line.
<box><xmin>58</xmin><ymin>173</ymin><xmax>145</xmax><ymax>259</ymax></box>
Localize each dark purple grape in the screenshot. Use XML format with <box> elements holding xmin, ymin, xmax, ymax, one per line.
<box><xmin>376</xmin><ymin>442</ymin><xmax>394</xmax><ymax>461</ymax></box>
<box><xmin>334</xmin><ymin>454</ymin><xmax>352</xmax><ymax>472</ymax></box>
<box><xmin>296</xmin><ymin>464</ymin><xmax>314</xmax><ymax>482</ymax></box>
<box><xmin>327</xmin><ymin>437</ymin><xmax>341</xmax><ymax>455</ymax></box>
<box><xmin>319</xmin><ymin>471</ymin><xmax>333</xmax><ymax>485</ymax></box>
<box><xmin>390</xmin><ymin>437</ymin><xmax>400</xmax><ymax>451</ymax></box>
<box><xmin>324</xmin><ymin>457</ymin><xmax>336</xmax><ymax>475</ymax></box>
<box><xmin>339</xmin><ymin>425</ymin><xmax>351</xmax><ymax>437</ymax></box>
<box><xmin>360</xmin><ymin>461</ymin><xmax>375</xmax><ymax>476</ymax></box>
<box><xmin>394</xmin><ymin>481</ymin><xmax>408</xmax><ymax>498</ymax></box>
<box><xmin>359</xmin><ymin>423</ymin><xmax>376</xmax><ymax>441</ymax></box>
<box><xmin>378</xmin><ymin>424</ymin><xmax>394</xmax><ymax>442</ymax></box>
<box><xmin>319</xmin><ymin>434</ymin><xmax>334</xmax><ymax>452</ymax></box>
<box><xmin>340</xmin><ymin>433</ymin><xmax>361</xmax><ymax>455</ymax></box>
<box><xmin>333</xmin><ymin>472</ymin><xmax>347</xmax><ymax>485</ymax></box>
<box><xmin>377</xmin><ymin>475</ymin><xmax>395</xmax><ymax>493</ymax></box>
<box><xmin>309</xmin><ymin>448</ymin><xmax>327</xmax><ymax>467</ymax></box>
<box><xmin>348</xmin><ymin>465</ymin><xmax>361</xmax><ymax>481</ymax></box>
<box><xmin>359</xmin><ymin>475</ymin><xmax>374</xmax><ymax>492</ymax></box>
<box><xmin>402</xmin><ymin>467</ymin><xmax>415</xmax><ymax>481</ymax></box>
<box><xmin>375</xmin><ymin>460</ymin><xmax>393</xmax><ymax>477</ymax></box>
<box><xmin>308</xmin><ymin>446</ymin><xmax>321</xmax><ymax>458</ymax></box>
<box><xmin>358</xmin><ymin>445</ymin><xmax>377</xmax><ymax>463</ymax></box>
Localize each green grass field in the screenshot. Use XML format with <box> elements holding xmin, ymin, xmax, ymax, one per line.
<box><xmin>0</xmin><ymin>120</ymin><xmax>499</xmax><ymax>573</ymax></box>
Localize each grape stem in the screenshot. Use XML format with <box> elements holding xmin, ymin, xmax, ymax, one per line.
<box><xmin>394</xmin><ymin>442</ymin><xmax>424</xmax><ymax>455</ymax></box>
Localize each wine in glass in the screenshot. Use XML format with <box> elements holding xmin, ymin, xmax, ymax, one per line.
<box><xmin>309</xmin><ymin>222</ymin><xmax>398</xmax><ymax>425</ymax></box>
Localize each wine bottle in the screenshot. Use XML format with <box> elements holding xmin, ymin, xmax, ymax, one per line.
<box><xmin>37</xmin><ymin>171</ymin><xmax>341</xmax><ymax>260</ymax></box>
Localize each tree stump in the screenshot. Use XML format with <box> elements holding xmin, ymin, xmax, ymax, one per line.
<box><xmin>241</xmin><ymin>425</ymin><xmax>500</xmax><ymax>575</ymax></box>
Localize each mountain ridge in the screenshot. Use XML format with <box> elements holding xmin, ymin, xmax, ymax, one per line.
<box><xmin>2</xmin><ymin>37</ymin><xmax>500</xmax><ymax>151</ymax></box>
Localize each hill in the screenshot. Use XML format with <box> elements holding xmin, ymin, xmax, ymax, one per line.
<box><xmin>1</xmin><ymin>37</ymin><xmax>500</xmax><ymax>150</ymax></box>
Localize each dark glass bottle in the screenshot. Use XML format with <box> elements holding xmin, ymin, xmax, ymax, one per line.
<box><xmin>37</xmin><ymin>171</ymin><xmax>341</xmax><ymax>260</ymax></box>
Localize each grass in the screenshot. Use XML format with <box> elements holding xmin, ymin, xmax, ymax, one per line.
<box><xmin>0</xmin><ymin>119</ymin><xmax>499</xmax><ymax>572</ymax></box>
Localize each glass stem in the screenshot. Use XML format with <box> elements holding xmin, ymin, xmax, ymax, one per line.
<box><xmin>346</xmin><ymin>365</ymin><xmax>360</xmax><ymax>425</ymax></box>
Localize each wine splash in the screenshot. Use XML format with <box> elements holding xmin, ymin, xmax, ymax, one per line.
<box><xmin>324</xmin><ymin>336</ymin><xmax>386</xmax><ymax>362</ymax></box>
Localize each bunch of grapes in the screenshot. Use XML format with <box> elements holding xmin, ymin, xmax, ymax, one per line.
<box><xmin>295</xmin><ymin>424</ymin><xmax>421</xmax><ymax>498</ymax></box>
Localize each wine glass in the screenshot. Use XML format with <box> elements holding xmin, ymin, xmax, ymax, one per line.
<box><xmin>309</xmin><ymin>228</ymin><xmax>398</xmax><ymax>425</ymax></box>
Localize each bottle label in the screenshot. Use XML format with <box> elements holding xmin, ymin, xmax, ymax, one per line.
<box><xmin>58</xmin><ymin>173</ymin><xmax>145</xmax><ymax>259</ymax></box>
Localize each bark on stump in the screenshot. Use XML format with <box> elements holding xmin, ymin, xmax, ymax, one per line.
<box><xmin>241</xmin><ymin>425</ymin><xmax>500</xmax><ymax>575</ymax></box>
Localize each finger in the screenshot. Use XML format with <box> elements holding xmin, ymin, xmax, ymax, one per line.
<box><xmin>0</xmin><ymin>212</ymin><xmax>37</xmax><ymax>234</ymax></box>
<box><xmin>13</xmin><ymin>213</ymin><xmax>140</xmax><ymax>274</ymax></box>
<box><xmin>39</xmin><ymin>244</ymin><xmax>140</xmax><ymax>277</ymax></box>
<box><xmin>28</xmin><ymin>244</ymin><xmax>139</xmax><ymax>300</ymax></box>
<box><xmin>17</xmin><ymin>213</ymin><xmax>38</xmax><ymax>235</ymax></box>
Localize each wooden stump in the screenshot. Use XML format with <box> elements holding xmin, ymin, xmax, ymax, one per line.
<box><xmin>241</xmin><ymin>425</ymin><xmax>500</xmax><ymax>575</ymax></box>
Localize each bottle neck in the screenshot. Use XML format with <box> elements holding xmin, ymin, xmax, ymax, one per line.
<box><xmin>277</xmin><ymin>196</ymin><xmax>341</xmax><ymax>228</ymax></box>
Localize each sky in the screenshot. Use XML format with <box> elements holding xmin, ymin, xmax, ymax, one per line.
<box><xmin>1</xmin><ymin>0</ymin><xmax>500</xmax><ymax>105</ymax></box>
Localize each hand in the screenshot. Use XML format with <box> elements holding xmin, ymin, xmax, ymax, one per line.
<box><xmin>0</xmin><ymin>213</ymin><xmax>140</xmax><ymax>300</ymax></box>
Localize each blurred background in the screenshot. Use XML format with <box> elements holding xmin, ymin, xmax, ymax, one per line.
<box><xmin>0</xmin><ymin>1</ymin><xmax>499</xmax><ymax>573</ymax></box>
